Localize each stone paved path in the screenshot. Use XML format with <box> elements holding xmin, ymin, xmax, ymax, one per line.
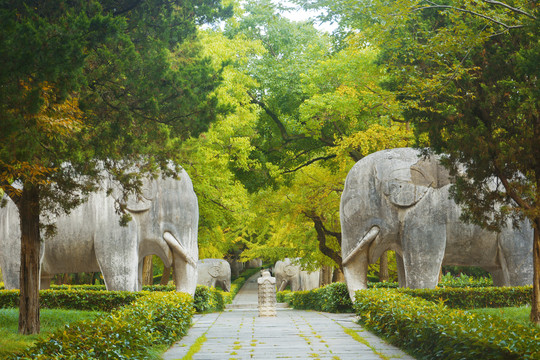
<box><xmin>162</xmin><ymin>274</ymin><xmax>415</xmax><ymax>360</ymax></box>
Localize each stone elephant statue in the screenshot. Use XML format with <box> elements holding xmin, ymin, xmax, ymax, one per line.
<box><xmin>340</xmin><ymin>148</ymin><xmax>533</xmax><ymax>299</ymax></box>
<box><xmin>197</xmin><ymin>259</ymin><xmax>231</xmax><ymax>292</ymax></box>
<box><xmin>0</xmin><ymin>168</ymin><xmax>199</xmax><ymax>295</ymax></box>
<box><xmin>274</xmin><ymin>258</ymin><xmax>320</xmax><ymax>292</ymax></box>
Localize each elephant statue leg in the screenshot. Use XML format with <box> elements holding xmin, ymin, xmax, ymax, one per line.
<box><xmin>94</xmin><ymin>225</ymin><xmax>140</xmax><ymax>291</ymax></box>
<box><xmin>342</xmin><ymin>251</ymin><xmax>369</xmax><ymax>300</ymax></box>
<box><xmin>395</xmin><ymin>253</ymin><xmax>406</xmax><ymax>288</ymax></box>
<box><xmin>489</xmin><ymin>268</ymin><xmax>508</xmax><ymax>286</ymax></box>
<box><xmin>401</xmin><ymin>222</ymin><xmax>446</xmax><ymax>289</ymax></box>
<box><xmin>40</xmin><ymin>273</ymin><xmax>53</xmax><ymax>290</ymax></box>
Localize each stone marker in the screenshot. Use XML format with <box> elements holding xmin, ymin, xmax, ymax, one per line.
<box><xmin>257</xmin><ymin>270</ymin><xmax>276</xmax><ymax>317</ymax></box>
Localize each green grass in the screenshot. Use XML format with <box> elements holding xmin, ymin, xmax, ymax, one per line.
<box><xmin>469</xmin><ymin>305</ymin><xmax>536</xmax><ymax>327</ymax></box>
<box><xmin>0</xmin><ymin>308</ymin><xmax>102</xmax><ymax>359</ymax></box>
<box><xmin>180</xmin><ymin>333</ymin><xmax>207</xmax><ymax>360</ymax></box>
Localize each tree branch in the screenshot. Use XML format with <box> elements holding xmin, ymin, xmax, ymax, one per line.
<box><xmin>282</xmin><ymin>155</ymin><xmax>337</xmax><ymax>174</ymax></box>
<box><xmin>494</xmin><ymin>165</ymin><xmax>532</xmax><ymax>211</ymax></box>
<box><xmin>483</xmin><ymin>0</ymin><xmax>536</xmax><ymax>20</ymax></box>
<box><xmin>415</xmin><ymin>2</ymin><xmax>525</xmax><ymax>30</ymax></box>
<box><xmin>304</xmin><ymin>211</ymin><xmax>342</xmax><ymax>269</ymax></box>
<box><xmin>247</xmin><ymin>91</ymin><xmax>290</xmax><ymax>140</ymax></box>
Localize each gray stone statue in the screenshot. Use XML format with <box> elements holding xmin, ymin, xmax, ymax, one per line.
<box><xmin>341</xmin><ymin>148</ymin><xmax>533</xmax><ymax>299</ymax></box>
<box><xmin>273</xmin><ymin>258</ymin><xmax>320</xmax><ymax>292</ymax></box>
<box><xmin>196</xmin><ymin>258</ymin><xmax>231</xmax><ymax>292</ymax></box>
<box><xmin>0</xmin><ymin>168</ymin><xmax>199</xmax><ymax>295</ymax></box>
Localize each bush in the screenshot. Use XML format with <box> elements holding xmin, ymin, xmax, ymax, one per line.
<box><xmin>0</xmin><ymin>290</ymin><xmax>143</xmax><ymax>312</ymax></box>
<box><xmin>12</xmin><ymin>292</ymin><xmax>194</xmax><ymax>359</ymax></box>
<box><xmin>399</xmin><ymin>286</ymin><xmax>532</xmax><ymax>309</ymax></box>
<box><xmin>278</xmin><ymin>282</ymin><xmax>354</xmax><ymax>313</ymax></box>
<box><xmin>193</xmin><ymin>286</ymin><xmax>226</xmax><ymax>313</ymax></box>
<box><xmin>354</xmin><ymin>288</ymin><xmax>539</xmax><ymax>360</ymax></box>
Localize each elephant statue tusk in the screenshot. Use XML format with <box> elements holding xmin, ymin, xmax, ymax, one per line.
<box><xmin>278</xmin><ymin>279</ymin><xmax>288</xmax><ymax>292</ymax></box>
<box><xmin>342</xmin><ymin>226</ymin><xmax>380</xmax><ymax>265</ymax></box>
<box><xmin>163</xmin><ymin>231</ymin><xmax>197</xmax><ymax>267</ymax></box>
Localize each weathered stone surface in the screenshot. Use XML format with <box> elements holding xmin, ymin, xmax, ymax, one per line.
<box><xmin>274</xmin><ymin>258</ymin><xmax>320</xmax><ymax>292</ymax></box>
<box><xmin>246</xmin><ymin>258</ymin><xmax>263</xmax><ymax>268</ymax></box>
<box><xmin>197</xmin><ymin>258</ymin><xmax>231</xmax><ymax>292</ymax></box>
<box><xmin>341</xmin><ymin>148</ymin><xmax>533</xmax><ymax>299</ymax></box>
<box><xmin>257</xmin><ymin>270</ymin><xmax>276</xmax><ymax>317</ymax></box>
<box><xmin>0</xmin><ymin>168</ymin><xmax>199</xmax><ymax>295</ymax></box>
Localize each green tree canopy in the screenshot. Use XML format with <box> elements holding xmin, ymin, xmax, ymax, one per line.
<box><xmin>0</xmin><ymin>0</ymin><xmax>231</xmax><ymax>334</ymax></box>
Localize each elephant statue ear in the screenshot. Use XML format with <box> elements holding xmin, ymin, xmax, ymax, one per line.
<box><xmin>284</xmin><ymin>264</ymin><xmax>299</xmax><ymax>277</ymax></box>
<box><xmin>382</xmin><ymin>156</ymin><xmax>452</xmax><ymax>208</ymax></box>
<box><xmin>209</xmin><ymin>263</ymin><xmax>222</xmax><ymax>278</ymax></box>
<box><xmin>124</xmin><ymin>178</ymin><xmax>158</xmax><ymax>213</ymax></box>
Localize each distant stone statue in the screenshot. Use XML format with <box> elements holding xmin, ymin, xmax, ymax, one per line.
<box><xmin>197</xmin><ymin>259</ymin><xmax>231</xmax><ymax>292</ymax></box>
<box><xmin>246</xmin><ymin>258</ymin><xmax>263</xmax><ymax>268</ymax></box>
<box><xmin>0</xmin><ymin>167</ymin><xmax>199</xmax><ymax>295</ymax></box>
<box><xmin>258</xmin><ymin>270</ymin><xmax>277</xmax><ymax>317</ymax></box>
<box><xmin>274</xmin><ymin>258</ymin><xmax>320</xmax><ymax>292</ymax></box>
<box><xmin>340</xmin><ymin>148</ymin><xmax>533</xmax><ymax>300</ymax></box>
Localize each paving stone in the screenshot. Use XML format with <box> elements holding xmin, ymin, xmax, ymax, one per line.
<box><xmin>162</xmin><ymin>274</ymin><xmax>416</xmax><ymax>360</ymax></box>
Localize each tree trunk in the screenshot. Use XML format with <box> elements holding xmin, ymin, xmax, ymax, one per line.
<box><xmin>379</xmin><ymin>251</ymin><xmax>389</xmax><ymax>282</ymax></box>
<box><xmin>309</xmin><ymin>213</ymin><xmax>343</xmax><ymax>272</ymax></box>
<box><xmin>18</xmin><ymin>185</ymin><xmax>41</xmax><ymax>335</ymax></box>
<box><xmin>320</xmin><ymin>265</ymin><xmax>333</xmax><ymax>286</ymax></box>
<box><xmin>142</xmin><ymin>255</ymin><xmax>153</xmax><ymax>286</ymax></box>
<box><xmin>531</xmin><ymin>220</ymin><xmax>540</xmax><ymax>324</ymax></box>
<box><xmin>332</xmin><ymin>267</ymin><xmax>345</xmax><ymax>282</ymax></box>
<box><xmin>160</xmin><ymin>266</ymin><xmax>171</xmax><ymax>285</ymax></box>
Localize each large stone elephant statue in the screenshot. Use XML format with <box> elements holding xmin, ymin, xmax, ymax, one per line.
<box><xmin>274</xmin><ymin>258</ymin><xmax>320</xmax><ymax>292</ymax></box>
<box><xmin>340</xmin><ymin>148</ymin><xmax>533</xmax><ymax>299</ymax></box>
<box><xmin>197</xmin><ymin>259</ymin><xmax>231</xmax><ymax>292</ymax></box>
<box><xmin>0</xmin><ymin>168</ymin><xmax>199</xmax><ymax>295</ymax></box>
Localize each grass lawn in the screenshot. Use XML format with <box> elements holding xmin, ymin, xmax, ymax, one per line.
<box><xmin>0</xmin><ymin>308</ymin><xmax>102</xmax><ymax>359</ymax></box>
<box><xmin>470</xmin><ymin>305</ymin><xmax>537</xmax><ymax>327</ymax></box>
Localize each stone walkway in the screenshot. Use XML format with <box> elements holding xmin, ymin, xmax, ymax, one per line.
<box><xmin>162</xmin><ymin>274</ymin><xmax>415</xmax><ymax>360</ymax></box>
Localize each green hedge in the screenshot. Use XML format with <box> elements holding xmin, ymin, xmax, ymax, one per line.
<box><xmin>399</xmin><ymin>286</ymin><xmax>532</xmax><ymax>309</ymax></box>
<box><xmin>354</xmin><ymin>289</ymin><xmax>539</xmax><ymax>360</ymax></box>
<box><xmin>0</xmin><ymin>289</ymin><xmax>143</xmax><ymax>312</ymax></box>
<box><xmin>12</xmin><ymin>291</ymin><xmax>194</xmax><ymax>359</ymax></box>
<box><xmin>1</xmin><ymin>266</ymin><xmax>261</xmax><ymax>314</ymax></box>
<box><xmin>277</xmin><ymin>282</ymin><xmax>531</xmax><ymax>314</ymax></box>
<box><xmin>278</xmin><ymin>282</ymin><xmax>354</xmax><ymax>313</ymax></box>
<box><xmin>193</xmin><ymin>286</ymin><xmax>226</xmax><ymax>313</ymax></box>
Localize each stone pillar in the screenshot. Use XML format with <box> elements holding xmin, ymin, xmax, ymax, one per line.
<box><xmin>257</xmin><ymin>270</ymin><xmax>277</xmax><ymax>317</ymax></box>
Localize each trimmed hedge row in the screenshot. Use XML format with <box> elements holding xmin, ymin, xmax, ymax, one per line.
<box><xmin>277</xmin><ymin>282</ymin><xmax>354</xmax><ymax>313</ymax></box>
<box><xmin>0</xmin><ymin>289</ymin><xmax>142</xmax><ymax>311</ymax></box>
<box><xmin>0</xmin><ymin>267</ymin><xmax>261</xmax><ymax>313</ymax></box>
<box><xmin>12</xmin><ymin>291</ymin><xmax>194</xmax><ymax>360</ymax></box>
<box><xmin>354</xmin><ymin>288</ymin><xmax>539</xmax><ymax>360</ymax></box>
<box><xmin>400</xmin><ymin>286</ymin><xmax>532</xmax><ymax>309</ymax></box>
<box><xmin>278</xmin><ymin>282</ymin><xmax>532</xmax><ymax>314</ymax></box>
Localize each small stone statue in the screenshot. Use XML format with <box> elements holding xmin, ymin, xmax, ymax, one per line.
<box><xmin>257</xmin><ymin>270</ymin><xmax>277</xmax><ymax>317</ymax></box>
